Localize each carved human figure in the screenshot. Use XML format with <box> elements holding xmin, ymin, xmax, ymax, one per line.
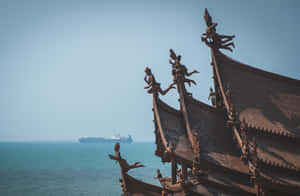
<box><xmin>169</xmin><ymin>49</ymin><xmax>199</xmax><ymax>87</ymax></box>
<box><xmin>201</xmin><ymin>8</ymin><xmax>235</xmax><ymax>52</ymax></box>
<box><xmin>144</xmin><ymin>67</ymin><xmax>175</xmax><ymax>95</ymax></box>
<box><xmin>208</xmin><ymin>87</ymin><xmax>216</xmax><ymax>106</ymax></box>
<box><xmin>156</xmin><ymin>169</ymin><xmax>162</xmax><ymax>179</ymax></box>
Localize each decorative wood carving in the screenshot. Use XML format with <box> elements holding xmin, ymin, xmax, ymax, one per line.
<box><xmin>208</xmin><ymin>87</ymin><xmax>216</xmax><ymax>106</ymax></box>
<box><xmin>144</xmin><ymin>67</ymin><xmax>175</xmax><ymax>96</ymax></box>
<box><xmin>202</xmin><ymin>8</ymin><xmax>235</xmax><ymax>52</ymax></box>
<box><xmin>109</xmin><ymin>143</ymin><xmax>144</xmax><ymax>173</ymax></box>
<box><xmin>169</xmin><ymin>49</ymin><xmax>199</xmax><ymax>94</ymax></box>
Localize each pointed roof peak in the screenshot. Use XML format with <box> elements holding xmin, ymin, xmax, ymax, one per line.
<box><xmin>202</xmin><ymin>8</ymin><xmax>235</xmax><ymax>52</ymax></box>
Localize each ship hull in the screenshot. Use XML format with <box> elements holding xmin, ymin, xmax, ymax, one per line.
<box><xmin>78</xmin><ymin>137</ymin><xmax>133</xmax><ymax>144</ymax></box>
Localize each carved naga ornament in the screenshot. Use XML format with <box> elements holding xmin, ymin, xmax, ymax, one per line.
<box><xmin>169</xmin><ymin>49</ymin><xmax>199</xmax><ymax>89</ymax></box>
<box><xmin>201</xmin><ymin>8</ymin><xmax>235</xmax><ymax>52</ymax></box>
<box><xmin>109</xmin><ymin>142</ymin><xmax>144</xmax><ymax>173</ymax></box>
<box><xmin>144</xmin><ymin>67</ymin><xmax>175</xmax><ymax>96</ymax></box>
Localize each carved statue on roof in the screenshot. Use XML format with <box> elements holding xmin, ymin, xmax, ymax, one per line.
<box><xmin>109</xmin><ymin>143</ymin><xmax>144</xmax><ymax>173</ymax></box>
<box><xmin>169</xmin><ymin>49</ymin><xmax>199</xmax><ymax>88</ymax></box>
<box><xmin>144</xmin><ymin>67</ymin><xmax>175</xmax><ymax>95</ymax></box>
<box><xmin>201</xmin><ymin>8</ymin><xmax>235</xmax><ymax>52</ymax></box>
<box><xmin>208</xmin><ymin>87</ymin><xmax>216</xmax><ymax>106</ymax></box>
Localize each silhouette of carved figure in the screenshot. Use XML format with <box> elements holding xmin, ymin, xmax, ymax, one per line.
<box><xmin>202</xmin><ymin>8</ymin><xmax>235</xmax><ymax>52</ymax></box>
<box><xmin>109</xmin><ymin>143</ymin><xmax>144</xmax><ymax>173</ymax></box>
<box><xmin>156</xmin><ymin>169</ymin><xmax>162</xmax><ymax>179</ymax></box>
<box><xmin>208</xmin><ymin>87</ymin><xmax>216</xmax><ymax>106</ymax></box>
<box><xmin>169</xmin><ymin>49</ymin><xmax>199</xmax><ymax>87</ymax></box>
<box><xmin>144</xmin><ymin>67</ymin><xmax>175</xmax><ymax>95</ymax></box>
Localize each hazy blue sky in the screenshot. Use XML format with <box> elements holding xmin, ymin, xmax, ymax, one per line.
<box><xmin>0</xmin><ymin>0</ymin><xmax>299</xmax><ymax>141</ymax></box>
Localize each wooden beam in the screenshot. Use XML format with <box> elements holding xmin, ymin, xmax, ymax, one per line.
<box><xmin>182</xmin><ymin>164</ymin><xmax>187</xmax><ymax>181</ymax></box>
<box><xmin>171</xmin><ymin>160</ymin><xmax>177</xmax><ymax>184</ymax></box>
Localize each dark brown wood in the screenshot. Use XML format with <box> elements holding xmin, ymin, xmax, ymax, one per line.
<box><xmin>182</xmin><ymin>164</ymin><xmax>187</xmax><ymax>181</ymax></box>
<box><xmin>171</xmin><ymin>160</ymin><xmax>177</xmax><ymax>184</ymax></box>
<box><xmin>110</xmin><ymin>8</ymin><xmax>300</xmax><ymax>196</ymax></box>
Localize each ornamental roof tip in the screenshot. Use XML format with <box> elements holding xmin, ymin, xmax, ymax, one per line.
<box><xmin>109</xmin><ymin>142</ymin><xmax>144</xmax><ymax>173</ymax></box>
<box><xmin>144</xmin><ymin>66</ymin><xmax>175</xmax><ymax>96</ymax></box>
<box><xmin>202</xmin><ymin>8</ymin><xmax>235</xmax><ymax>52</ymax></box>
<box><xmin>169</xmin><ymin>49</ymin><xmax>199</xmax><ymax>89</ymax></box>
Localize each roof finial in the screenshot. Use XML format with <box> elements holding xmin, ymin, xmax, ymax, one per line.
<box><xmin>144</xmin><ymin>67</ymin><xmax>175</xmax><ymax>96</ymax></box>
<box><xmin>201</xmin><ymin>8</ymin><xmax>235</xmax><ymax>52</ymax></box>
<box><xmin>109</xmin><ymin>142</ymin><xmax>144</xmax><ymax>173</ymax></box>
<box><xmin>169</xmin><ymin>49</ymin><xmax>199</xmax><ymax>94</ymax></box>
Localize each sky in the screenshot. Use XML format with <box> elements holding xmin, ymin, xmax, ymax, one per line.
<box><xmin>0</xmin><ymin>0</ymin><xmax>299</xmax><ymax>142</ymax></box>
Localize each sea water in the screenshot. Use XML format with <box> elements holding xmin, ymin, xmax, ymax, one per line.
<box><xmin>0</xmin><ymin>142</ymin><xmax>170</xmax><ymax>196</ymax></box>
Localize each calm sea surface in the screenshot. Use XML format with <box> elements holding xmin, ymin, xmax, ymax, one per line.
<box><xmin>0</xmin><ymin>142</ymin><xmax>170</xmax><ymax>196</ymax></box>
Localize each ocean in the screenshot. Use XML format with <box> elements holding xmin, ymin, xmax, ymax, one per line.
<box><xmin>0</xmin><ymin>142</ymin><xmax>170</xmax><ymax>196</ymax></box>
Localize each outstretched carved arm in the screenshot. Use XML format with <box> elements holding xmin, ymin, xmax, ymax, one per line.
<box><xmin>186</xmin><ymin>70</ymin><xmax>199</xmax><ymax>76</ymax></box>
<box><xmin>144</xmin><ymin>85</ymin><xmax>151</xmax><ymax>89</ymax></box>
<box><xmin>185</xmin><ymin>79</ymin><xmax>196</xmax><ymax>87</ymax></box>
<box><xmin>128</xmin><ymin>161</ymin><xmax>144</xmax><ymax>170</ymax></box>
<box><xmin>159</xmin><ymin>83</ymin><xmax>176</xmax><ymax>95</ymax></box>
<box><xmin>109</xmin><ymin>143</ymin><xmax>144</xmax><ymax>173</ymax></box>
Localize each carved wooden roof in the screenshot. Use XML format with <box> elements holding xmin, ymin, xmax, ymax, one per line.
<box><xmin>183</xmin><ymin>95</ymin><xmax>249</xmax><ymax>175</ymax></box>
<box><xmin>259</xmin><ymin>167</ymin><xmax>300</xmax><ymax>193</ymax></box>
<box><xmin>154</xmin><ymin>92</ymin><xmax>251</xmax><ymax>174</ymax></box>
<box><xmin>153</xmin><ymin>96</ymin><xmax>194</xmax><ymax>163</ymax></box>
<box><xmin>157</xmin><ymin>169</ymin><xmax>255</xmax><ymax>196</ymax></box>
<box><xmin>212</xmin><ymin>49</ymin><xmax>300</xmax><ymax>138</ymax></box>
<box><xmin>211</xmin><ymin>48</ymin><xmax>300</xmax><ymax>193</ymax></box>
<box><xmin>254</xmin><ymin>133</ymin><xmax>300</xmax><ymax>169</ymax></box>
<box><xmin>112</xmin><ymin>8</ymin><xmax>300</xmax><ymax>196</ymax></box>
<box><xmin>122</xmin><ymin>173</ymin><xmax>162</xmax><ymax>196</ymax></box>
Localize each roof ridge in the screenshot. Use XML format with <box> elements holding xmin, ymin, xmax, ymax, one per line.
<box><xmin>214</xmin><ymin>49</ymin><xmax>300</xmax><ymax>86</ymax></box>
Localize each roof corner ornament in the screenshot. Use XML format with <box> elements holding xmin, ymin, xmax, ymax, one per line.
<box><xmin>164</xmin><ymin>143</ymin><xmax>174</xmax><ymax>159</ymax></box>
<box><xmin>156</xmin><ymin>169</ymin><xmax>171</xmax><ymax>196</ymax></box>
<box><xmin>201</xmin><ymin>8</ymin><xmax>235</xmax><ymax>52</ymax></box>
<box><xmin>208</xmin><ymin>87</ymin><xmax>216</xmax><ymax>106</ymax></box>
<box><xmin>144</xmin><ymin>67</ymin><xmax>175</xmax><ymax>96</ymax></box>
<box><xmin>109</xmin><ymin>143</ymin><xmax>144</xmax><ymax>173</ymax></box>
<box><xmin>169</xmin><ymin>49</ymin><xmax>199</xmax><ymax>94</ymax></box>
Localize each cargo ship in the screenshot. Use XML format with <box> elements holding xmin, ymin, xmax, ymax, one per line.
<box><xmin>78</xmin><ymin>134</ymin><xmax>133</xmax><ymax>143</ymax></box>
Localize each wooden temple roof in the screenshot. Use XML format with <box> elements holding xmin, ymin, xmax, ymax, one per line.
<box><xmin>211</xmin><ymin>48</ymin><xmax>300</xmax><ymax>194</ymax></box>
<box><xmin>154</xmin><ymin>92</ymin><xmax>250</xmax><ymax>174</ymax></box>
<box><xmin>183</xmin><ymin>95</ymin><xmax>249</xmax><ymax>174</ymax></box>
<box><xmin>121</xmin><ymin>173</ymin><xmax>162</xmax><ymax>196</ymax></box>
<box><xmin>153</xmin><ymin>93</ymin><xmax>256</xmax><ymax>195</ymax></box>
<box><xmin>212</xmin><ymin>49</ymin><xmax>300</xmax><ymax>138</ymax></box>
<box><xmin>153</xmin><ymin>96</ymin><xmax>194</xmax><ymax>164</ymax></box>
<box><xmin>110</xmin><ymin>8</ymin><xmax>300</xmax><ymax>196</ymax></box>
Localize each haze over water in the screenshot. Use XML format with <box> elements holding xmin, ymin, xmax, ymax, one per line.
<box><xmin>0</xmin><ymin>142</ymin><xmax>170</xmax><ymax>196</ymax></box>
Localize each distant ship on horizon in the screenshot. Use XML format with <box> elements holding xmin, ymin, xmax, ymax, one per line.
<box><xmin>78</xmin><ymin>134</ymin><xmax>133</xmax><ymax>144</ymax></box>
